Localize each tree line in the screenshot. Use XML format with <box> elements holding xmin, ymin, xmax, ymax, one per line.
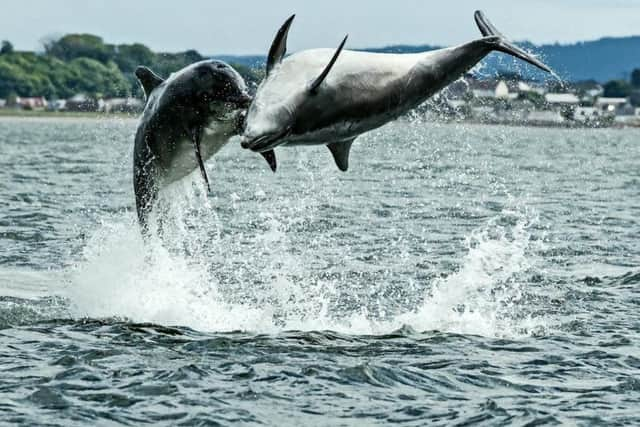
<box><xmin>1</xmin><ymin>34</ymin><xmax>639</xmax><ymax>104</ymax></box>
<box><xmin>0</xmin><ymin>35</ymin><xmax>262</xmax><ymax>100</ymax></box>
<box><xmin>603</xmin><ymin>69</ymin><xmax>640</xmax><ymax>104</ymax></box>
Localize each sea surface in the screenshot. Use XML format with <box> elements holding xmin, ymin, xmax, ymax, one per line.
<box><xmin>0</xmin><ymin>116</ymin><xmax>638</xmax><ymax>425</ymax></box>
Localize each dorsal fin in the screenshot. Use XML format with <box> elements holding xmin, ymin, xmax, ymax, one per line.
<box><xmin>266</xmin><ymin>14</ymin><xmax>295</xmax><ymax>76</ymax></box>
<box><xmin>309</xmin><ymin>35</ymin><xmax>348</xmax><ymax>94</ymax></box>
<box><xmin>135</xmin><ymin>66</ymin><xmax>164</xmax><ymax>99</ymax></box>
<box><xmin>327</xmin><ymin>139</ymin><xmax>354</xmax><ymax>172</ymax></box>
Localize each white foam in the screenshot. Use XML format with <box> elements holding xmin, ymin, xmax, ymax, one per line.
<box><xmin>67</xmin><ymin>181</ymin><xmax>548</xmax><ymax>338</ymax></box>
<box><xmin>396</xmin><ymin>208</ymin><xmax>546</xmax><ymax>337</ymax></box>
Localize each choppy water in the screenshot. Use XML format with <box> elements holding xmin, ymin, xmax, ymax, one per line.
<box><xmin>0</xmin><ymin>116</ymin><xmax>638</xmax><ymax>425</ymax></box>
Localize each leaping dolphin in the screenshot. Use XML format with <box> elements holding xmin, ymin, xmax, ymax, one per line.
<box><xmin>241</xmin><ymin>11</ymin><xmax>553</xmax><ymax>171</ymax></box>
<box><xmin>133</xmin><ymin>60</ymin><xmax>274</xmax><ymax>233</ymax></box>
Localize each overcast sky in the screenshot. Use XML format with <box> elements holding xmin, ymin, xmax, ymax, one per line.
<box><xmin>2</xmin><ymin>0</ymin><xmax>640</xmax><ymax>54</ymax></box>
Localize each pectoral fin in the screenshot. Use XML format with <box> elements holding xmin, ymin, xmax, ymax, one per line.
<box><xmin>327</xmin><ymin>139</ymin><xmax>354</xmax><ymax>172</ymax></box>
<box><xmin>190</xmin><ymin>126</ymin><xmax>211</xmax><ymax>192</ymax></box>
<box><xmin>260</xmin><ymin>150</ymin><xmax>277</xmax><ymax>172</ymax></box>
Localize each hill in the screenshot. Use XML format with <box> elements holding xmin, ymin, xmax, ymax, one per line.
<box><xmin>216</xmin><ymin>36</ymin><xmax>640</xmax><ymax>83</ymax></box>
<box><xmin>0</xmin><ymin>35</ymin><xmax>262</xmax><ymax>99</ymax></box>
<box><xmin>1</xmin><ymin>33</ymin><xmax>639</xmax><ymax>101</ymax></box>
<box><xmin>477</xmin><ymin>36</ymin><xmax>640</xmax><ymax>82</ymax></box>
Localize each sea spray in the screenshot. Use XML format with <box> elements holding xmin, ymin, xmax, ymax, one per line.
<box><xmin>398</xmin><ymin>206</ymin><xmax>548</xmax><ymax>337</ymax></box>
<box><xmin>3</xmin><ymin>117</ymin><xmax>637</xmax><ymax>425</ymax></box>
<box><xmin>67</xmin><ymin>173</ymin><xmax>547</xmax><ymax>338</ymax></box>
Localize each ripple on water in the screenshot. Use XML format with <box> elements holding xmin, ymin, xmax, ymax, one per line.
<box><xmin>0</xmin><ymin>119</ymin><xmax>639</xmax><ymax>424</ymax></box>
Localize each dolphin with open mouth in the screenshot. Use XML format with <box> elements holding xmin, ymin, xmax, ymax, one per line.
<box><xmin>133</xmin><ymin>60</ymin><xmax>276</xmax><ymax>234</ymax></box>
<box><xmin>241</xmin><ymin>11</ymin><xmax>553</xmax><ymax>171</ymax></box>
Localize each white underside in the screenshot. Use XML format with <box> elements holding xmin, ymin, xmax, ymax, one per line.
<box><xmin>161</xmin><ymin>116</ymin><xmax>239</xmax><ymax>185</ymax></box>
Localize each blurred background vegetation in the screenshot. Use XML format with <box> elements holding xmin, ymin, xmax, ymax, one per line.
<box><xmin>0</xmin><ymin>34</ymin><xmax>263</xmax><ymax>100</ymax></box>
<box><xmin>1</xmin><ymin>33</ymin><xmax>639</xmax><ymax>107</ymax></box>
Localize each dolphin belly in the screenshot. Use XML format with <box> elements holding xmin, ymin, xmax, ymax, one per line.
<box><xmin>160</xmin><ymin>120</ymin><xmax>236</xmax><ymax>185</ymax></box>
<box><xmin>283</xmin><ymin>103</ymin><xmax>408</xmax><ymax>147</ymax></box>
<box><xmin>159</xmin><ymin>137</ymin><xmax>202</xmax><ymax>185</ymax></box>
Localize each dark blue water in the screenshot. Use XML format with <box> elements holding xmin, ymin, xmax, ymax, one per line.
<box><xmin>1</xmin><ymin>117</ymin><xmax>639</xmax><ymax>425</ymax></box>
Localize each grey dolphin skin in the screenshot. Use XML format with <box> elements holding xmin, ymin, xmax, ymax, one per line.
<box><xmin>133</xmin><ymin>60</ymin><xmax>260</xmax><ymax>234</ymax></box>
<box><xmin>241</xmin><ymin>11</ymin><xmax>553</xmax><ymax>171</ymax></box>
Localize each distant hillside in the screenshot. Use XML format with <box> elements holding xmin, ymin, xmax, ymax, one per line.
<box><xmin>535</xmin><ymin>36</ymin><xmax>640</xmax><ymax>82</ymax></box>
<box><xmin>2</xmin><ymin>32</ymin><xmax>638</xmax><ymax>100</ymax></box>
<box><xmin>214</xmin><ymin>36</ymin><xmax>640</xmax><ymax>83</ymax></box>
<box><xmin>479</xmin><ymin>36</ymin><xmax>640</xmax><ymax>82</ymax></box>
<box><xmin>0</xmin><ymin>35</ymin><xmax>262</xmax><ymax>99</ymax></box>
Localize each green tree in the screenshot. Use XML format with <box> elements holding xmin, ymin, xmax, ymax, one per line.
<box><xmin>6</xmin><ymin>92</ymin><xmax>18</xmax><ymax>107</ymax></box>
<box><xmin>0</xmin><ymin>60</ymin><xmax>24</xmax><ymax>97</ymax></box>
<box><xmin>603</xmin><ymin>79</ymin><xmax>632</xmax><ymax>97</ymax></box>
<box><xmin>0</xmin><ymin>40</ymin><xmax>13</xmax><ymax>55</ymax></box>
<box><xmin>631</xmin><ymin>68</ymin><xmax>640</xmax><ymax>88</ymax></box>
<box><xmin>66</xmin><ymin>58</ymin><xmax>129</xmax><ymax>97</ymax></box>
<box><xmin>114</xmin><ymin>43</ymin><xmax>155</xmax><ymax>73</ymax></box>
<box><xmin>45</xmin><ymin>34</ymin><xmax>114</xmax><ymax>63</ymax></box>
<box><xmin>0</xmin><ymin>31</ymin><xmax>268</xmax><ymax>101</ymax></box>
<box><xmin>230</xmin><ymin>62</ymin><xmax>263</xmax><ymax>87</ymax></box>
<box><xmin>152</xmin><ymin>50</ymin><xmax>204</xmax><ymax>77</ymax></box>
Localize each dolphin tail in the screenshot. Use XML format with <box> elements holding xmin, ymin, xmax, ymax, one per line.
<box><xmin>474</xmin><ymin>10</ymin><xmax>552</xmax><ymax>73</ymax></box>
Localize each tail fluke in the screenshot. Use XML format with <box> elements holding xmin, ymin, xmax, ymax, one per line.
<box><xmin>474</xmin><ymin>10</ymin><xmax>552</xmax><ymax>74</ymax></box>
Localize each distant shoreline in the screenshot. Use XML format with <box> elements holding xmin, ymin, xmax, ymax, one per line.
<box><xmin>0</xmin><ymin>109</ymin><xmax>637</xmax><ymax>129</ymax></box>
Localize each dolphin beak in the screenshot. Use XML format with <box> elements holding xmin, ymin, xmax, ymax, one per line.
<box><xmin>241</xmin><ymin>127</ymin><xmax>291</xmax><ymax>152</ymax></box>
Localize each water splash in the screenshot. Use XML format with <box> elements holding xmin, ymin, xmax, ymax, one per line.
<box><xmin>65</xmin><ymin>174</ymin><xmax>548</xmax><ymax>338</ymax></box>
<box><xmin>397</xmin><ymin>207</ymin><xmax>546</xmax><ymax>337</ymax></box>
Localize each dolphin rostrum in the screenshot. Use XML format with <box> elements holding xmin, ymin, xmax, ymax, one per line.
<box><xmin>241</xmin><ymin>11</ymin><xmax>553</xmax><ymax>171</ymax></box>
<box><xmin>133</xmin><ymin>60</ymin><xmax>273</xmax><ymax>234</ymax></box>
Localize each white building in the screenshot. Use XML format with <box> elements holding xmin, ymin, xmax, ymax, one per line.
<box><xmin>494</xmin><ymin>81</ymin><xmax>510</xmax><ymax>99</ymax></box>
<box><xmin>544</xmin><ymin>93</ymin><xmax>580</xmax><ymax>105</ymax></box>
<box><xmin>596</xmin><ymin>97</ymin><xmax>628</xmax><ymax>114</ymax></box>
<box><xmin>15</xmin><ymin>96</ymin><xmax>47</xmax><ymax>109</ymax></box>
<box><xmin>614</xmin><ymin>105</ymin><xmax>640</xmax><ymax>124</ymax></box>
<box><xmin>471</xmin><ymin>80</ymin><xmax>517</xmax><ymax>100</ymax></box>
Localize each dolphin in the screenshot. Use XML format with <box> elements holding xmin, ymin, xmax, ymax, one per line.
<box><xmin>241</xmin><ymin>11</ymin><xmax>553</xmax><ymax>171</ymax></box>
<box><xmin>133</xmin><ymin>60</ymin><xmax>276</xmax><ymax>233</ymax></box>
